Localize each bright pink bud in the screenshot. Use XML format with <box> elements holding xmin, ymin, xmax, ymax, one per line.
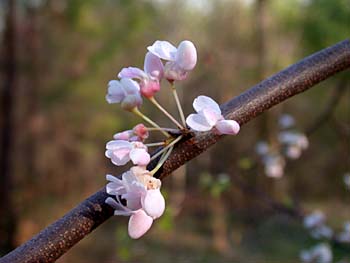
<box><xmin>140</xmin><ymin>78</ymin><xmax>161</xmax><ymax>98</ymax></box>
<box><xmin>133</xmin><ymin>124</ymin><xmax>149</xmax><ymax>141</ymax></box>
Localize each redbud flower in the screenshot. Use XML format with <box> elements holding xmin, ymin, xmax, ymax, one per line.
<box><xmin>105</xmin><ymin>140</ymin><xmax>150</xmax><ymax>166</ymax></box>
<box><xmin>186</xmin><ymin>95</ymin><xmax>240</xmax><ymax>135</ymax></box>
<box><xmin>147</xmin><ymin>40</ymin><xmax>197</xmax><ymax>81</ymax></box>
<box><xmin>106</xmin><ymin>78</ymin><xmax>142</xmax><ymax>110</ymax></box>
<box><xmin>113</xmin><ymin>123</ymin><xmax>149</xmax><ymax>142</ymax></box>
<box><xmin>118</xmin><ymin>52</ymin><xmax>164</xmax><ymax>98</ymax></box>
<box><xmin>106</xmin><ymin>168</ymin><xmax>166</xmax><ymax>239</ymax></box>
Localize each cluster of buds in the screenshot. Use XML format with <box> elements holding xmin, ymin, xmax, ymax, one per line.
<box><xmin>104</xmin><ymin>40</ymin><xmax>240</xmax><ymax>239</ymax></box>
<box><xmin>255</xmin><ymin>114</ymin><xmax>309</xmax><ymax>178</ymax></box>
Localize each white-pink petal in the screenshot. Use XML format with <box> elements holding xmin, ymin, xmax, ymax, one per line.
<box><xmin>175</xmin><ymin>40</ymin><xmax>197</xmax><ymax>71</ymax></box>
<box><xmin>215</xmin><ymin>120</ymin><xmax>240</xmax><ymax>135</ymax></box>
<box><xmin>142</xmin><ymin>189</ymin><xmax>165</xmax><ymax>219</ymax></box>
<box><xmin>147</xmin><ymin>40</ymin><xmax>177</xmax><ymax>61</ymax></box>
<box><xmin>106</xmin><ymin>80</ymin><xmax>125</xmax><ymax>104</ymax></box>
<box><xmin>144</xmin><ymin>52</ymin><xmax>164</xmax><ymax>79</ymax></box>
<box><xmin>129</xmin><ymin>148</ymin><xmax>150</xmax><ymax>166</ymax></box>
<box><xmin>186</xmin><ymin>113</ymin><xmax>213</xmax><ymax>132</ymax></box>
<box><xmin>120</xmin><ymin>78</ymin><xmax>140</xmax><ymax>95</ymax></box>
<box><xmin>118</xmin><ymin>67</ymin><xmax>146</xmax><ymax>80</ymax></box>
<box><xmin>193</xmin><ymin>95</ymin><xmax>221</xmax><ymax>115</ymax></box>
<box><xmin>128</xmin><ymin>209</ymin><xmax>153</xmax><ymax>239</ymax></box>
<box><xmin>200</xmin><ymin>108</ymin><xmax>222</xmax><ymax>126</ymax></box>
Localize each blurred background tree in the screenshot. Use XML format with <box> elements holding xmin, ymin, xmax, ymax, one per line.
<box><xmin>0</xmin><ymin>0</ymin><xmax>349</xmax><ymax>262</ymax></box>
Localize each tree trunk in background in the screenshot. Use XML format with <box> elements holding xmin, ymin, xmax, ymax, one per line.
<box><xmin>0</xmin><ymin>0</ymin><xmax>17</xmax><ymax>254</ymax></box>
<box><xmin>24</xmin><ymin>6</ymin><xmax>40</xmax><ymax>188</ymax></box>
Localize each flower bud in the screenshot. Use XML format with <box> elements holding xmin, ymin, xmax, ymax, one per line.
<box><xmin>176</xmin><ymin>40</ymin><xmax>197</xmax><ymax>71</ymax></box>
<box><xmin>128</xmin><ymin>209</ymin><xmax>153</xmax><ymax>239</ymax></box>
<box><xmin>142</xmin><ymin>189</ymin><xmax>165</xmax><ymax>219</ymax></box>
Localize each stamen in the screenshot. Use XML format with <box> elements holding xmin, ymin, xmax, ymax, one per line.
<box><xmin>150</xmin><ymin>135</ymin><xmax>183</xmax><ymax>161</ymax></box>
<box><xmin>150</xmin><ymin>145</ymin><xmax>174</xmax><ymax>175</ymax></box>
<box><xmin>171</xmin><ymin>83</ymin><xmax>186</xmax><ymax>127</ymax></box>
<box><xmin>148</xmin><ymin>97</ymin><xmax>184</xmax><ymax>129</ymax></box>
<box><xmin>145</xmin><ymin>142</ymin><xmax>166</xmax><ymax>147</ymax></box>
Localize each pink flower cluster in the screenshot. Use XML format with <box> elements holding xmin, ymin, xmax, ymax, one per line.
<box><xmin>104</xmin><ymin>39</ymin><xmax>241</xmax><ymax>239</ymax></box>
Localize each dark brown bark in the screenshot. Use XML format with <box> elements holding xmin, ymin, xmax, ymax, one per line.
<box><xmin>1</xmin><ymin>39</ymin><xmax>350</xmax><ymax>263</ymax></box>
<box><xmin>0</xmin><ymin>0</ymin><xmax>17</xmax><ymax>255</ymax></box>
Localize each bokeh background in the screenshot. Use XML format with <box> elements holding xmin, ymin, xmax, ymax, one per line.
<box><xmin>0</xmin><ymin>0</ymin><xmax>349</xmax><ymax>262</ymax></box>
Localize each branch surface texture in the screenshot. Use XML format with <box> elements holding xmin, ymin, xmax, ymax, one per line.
<box><xmin>1</xmin><ymin>39</ymin><xmax>350</xmax><ymax>263</ymax></box>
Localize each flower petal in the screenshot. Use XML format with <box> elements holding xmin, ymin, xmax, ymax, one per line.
<box><xmin>120</xmin><ymin>78</ymin><xmax>140</xmax><ymax>95</ymax></box>
<box><xmin>200</xmin><ymin>108</ymin><xmax>221</xmax><ymax>126</ymax></box>
<box><xmin>144</xmin><ymin>52</ymin><xmax>164</xmax><ymax>79</ymax></box>
<box><xmin>128</xmin><ymin>209</ymin><xmax>153</xmax><ymax>239</ymax></box>
<box><xmin>215</xmin><ymin>120</ymin><xmax>240</xmax><ymax>135</ymax></box>
<box><xmin>106</xmin><ymin>140</ymin><xmax>131</xmax><ymax>150</ymax></box>
<box><xmin>186</xmin><ymin>113</ymin><xmax>213</xmax><ymax>132</ymax></box>
<box><xmin>142</xmin><ymin>189</ymin><xmax>165</xmax><ymax>219</ymax></box>
<box><xmin>118</xmin><ymin>67</ymin><xmax>146</xmax><ymax>80</ymax></box>
<box><xmin>147</xmin><ymin>40</ymin><xmax>177</xmax><ymax>61</ymax></box>
<box><xmin>130</xmin><ymin>148</ymin><xmax>150</xmax><ymax>166</ymax></box>
<box><xmin>193</xmin><ymin>95</ymin><xmax>221</xmax><ymax>115</ymax></box>
<box><xmin>106</xmin><ymin>80</ymin><xmax>125</xmax><ymax>104</ymax></box>
<box><xmin>175</xmin><ymin>40</ymin><xmax>197</xmax><ymax>71</ymax></box>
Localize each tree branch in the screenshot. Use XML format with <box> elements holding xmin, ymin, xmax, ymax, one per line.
<box><xmin>1</xmin><ymin>39</ymin><xmax>350</xmax><ymax>263</ymax></box>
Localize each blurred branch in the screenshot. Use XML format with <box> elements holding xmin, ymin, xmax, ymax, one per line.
<box><xmin>1</xmin><ymin>40</ymin><xmax>350</xmax><ymax>263</ymax></box>
<box><xmin>306</xmin><ymin>79</ymin><xmax>348</xmax><ymax>135</ymax></box>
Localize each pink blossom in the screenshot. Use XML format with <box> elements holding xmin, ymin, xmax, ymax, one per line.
<box><xmin>105</xmin><ymin>140</ymin><xmax>150</xmax><ymax>166</ymax></box>
<box><xmin>113</xmin><ymin>123</ymin><xmax>149</xmax><ymax>142</ymax></box>
<box><xmin>105</xmin><ymin>168</ymin><xmax>166</xmax><ymax>239</ymax></box>
<box><xmin>186</xmin><ymin>95</ymin><xmax>240</xmax><ymax>135</ymax></box>
<box><xmin>118</xmin><ymin>52</ymin><xmax>164</xmax><ymax>98</ymax></box>
<box><xmin>147</xmin><ymin>40</ymin><xmax>197</xmax><ymax>81</ymax></box>
<box><xmin>106</xmin><ymin>78</ymin><xmax>142</xmax><ymax>110</ymax></box>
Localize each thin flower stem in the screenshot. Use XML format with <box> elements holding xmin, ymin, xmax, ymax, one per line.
<box><xmin>146</xmin><ymin>127</ymin><xmax>181</xmax><ymax>134</ymax></box>
<box><xmin>148</xmin><ymin>97</ymin><xmax>184</xmax><ymax>129</ymax></box>
<box><xmin>171</xmin><ymin>83</ymin><xmax>186</xmax><ymax>127</ymax></box>
<box><xmin>150</xmin><ymin>145</ymin><xmax>174</xmax><ymax>176</ymax></box>
<box><xmin>145</xmin><ymin>142</ymin><xmax>166</xmax><ymax>147</ymax></box>
<box><xmin>150</xmin><ymin>135</ymin><xmax>183</xmax><ymax>161</ymax></box>
<box><xmin>131</xmin><ymin>108</ymin><xmax>170</xmax><ymax>138</ymax></box>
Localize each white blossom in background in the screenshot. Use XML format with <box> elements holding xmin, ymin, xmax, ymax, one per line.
<box><xmin>263</xmin><ymin>154</ymin><xmax>285</xmax><ymax>178</ymax></box>
<box><xmin>337</xmin><ymin>221</ymin><xmax>350</xmax><ymax>243</ymax></box>
<box><xmin>304</xmin><ymin>211</ymin><xmax>333</xmax><ymax>239</ymax></box>
<box><xmin>300</xmin><ymin>243</ymin><xmax>333</xmax><ymax>263</ymax></box>
<box><xmin>255</xmin><ymin>141</ymin><xmax>269</xmax><ymax>156</ymax></box>
<box><xmin>278</xmin><ymin>131</ymin><xmax>309</xmax><ymax>160</ymax></box>
<box><xmin>278</xmin><ymin>114</ymin><xmax>295</xmax><ymax>129</ymax></box>
<box><xmin>304</xmin><ymin>211</ymin><xmax>326</xmax><ymax>229</ymax></box>
<box><xmin>310</xmin><ymin>225</ymin><xmax>334</xmax><ymax>239</ymax></box>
